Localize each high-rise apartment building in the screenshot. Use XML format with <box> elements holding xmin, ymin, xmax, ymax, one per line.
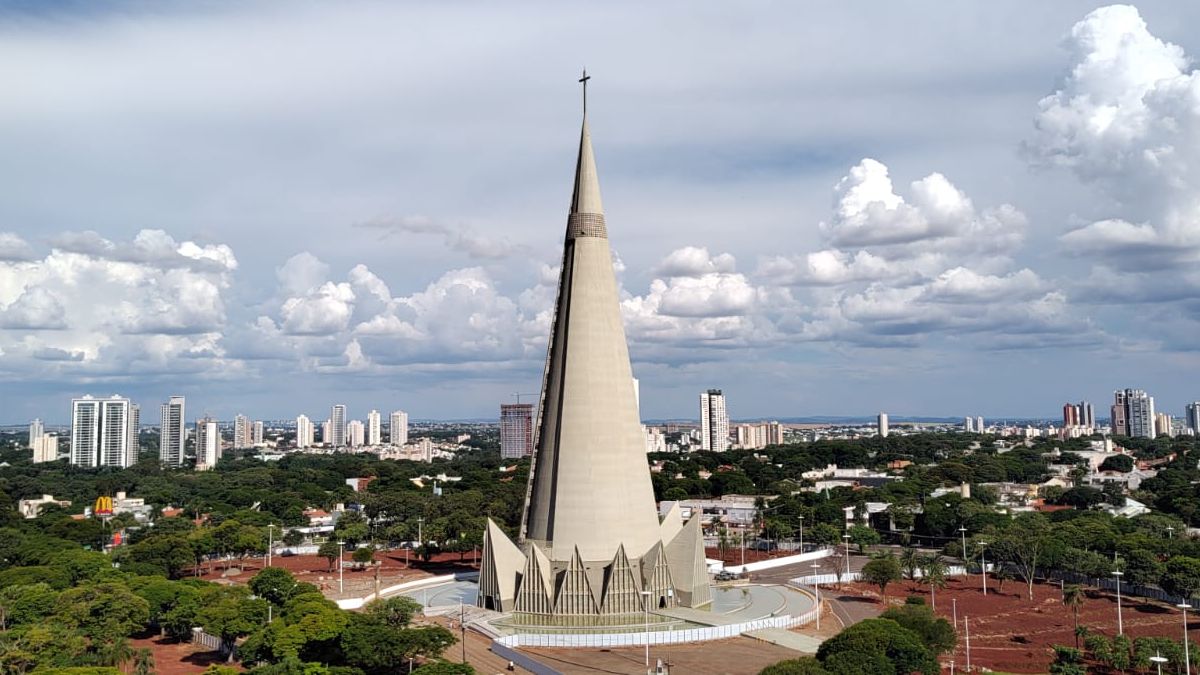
<box><xmin>159</xmin><ymin>396</ymin><xmax>186</xmax><ymax>466</ymax></box>
<box><xmin>296</xmin><ymin>414</ymin><xmax>314</xmax><ymax>448</ymax></box>
<box><xmin>71</xmin><ymin>395</ymin><xmax>136</xmax><ymax>468</ymax></box>
<box><xmin>367</xmin><ymin>410</ymin><xmax>381</xmax><ymax>446</ymax></box>
<box><xmin>32</xmin><ymin>434</ymin><xmax>58</xmax><ymax>463</ymax></box>
<box><xmin>964</xmin><ymin>416</ymin><xmax>974</xmax><ymax>433</ymax></box>
<box><xmin>1113</xmin><ymin>389</ymin><xmax>1156</xmax><ymax>439</ymax></box>
<box><xmin>1156</xmin><ymin>412</ymin><xmax>1174</xmax><ymax>438</ymax></box>
<box><xmin>233</xmin><ymin>414</ymin><xmax>251</xmax><ymax>448</ymax></box>
<box><xmin>253</xmin><ymin>420</ymin><xmax>264</xmax><ymax>445</ymax></box>
<box><xmin>976</xmin><ymin>416</ymin><xmax>985</xmax><ymax>433</ymax></box>
<box><xmin>347</xmin><ymin>420</ymin><xmax>365</xmax><ymax>447</ymax></box>
<box><xmin>28</xmin><ymin>419</ymin><xmax>43</xmax><ymax>449</ymax></box>
<box><xmin>1063</xmin><ymin>403</ymin><xmax>1079</xmax><ymax>427</ymax></box>
<box><xmin>196</xmin><ymin>417</ymin><xmax>218</xmax><ymax>469</ymax></box>
<box><xmin>389</xmin><ymin>410</ymin><xmax>408</xmax><ymax>446</ymax></box>
<box><xmin>500</xmin><ymin>403</ymin><xmax>534</xmax><ymax>459</ymax></box>
<box><xmin>330</xmin><ymin>405</ymin><xmax>347</xmax><ymax>448</ymax></box>
<box><xmin>699</xmin><ymin>389</ymin><xmax>729</xmax><ymax>452</ymax></box>
<box><xmin>1187</xmin><ymin>402</ymin><xmax>1200</xmax><ymax>434</ymax></box>
<box><xmin>1080</xmin><ymin>401</ymin><xmax>1095</xmax><ymax>430</ymax></box>
<box><xmin>322</xmin><ymin>419</ymin><xmax>332</xmax><ymax>445</ymax></box>
<box><xmin>878</xmin><ymin>412</ymin><xmax>889</xmax><ymax>438</ymax></box>
<box><xmin>128</xmin><ymin>404</ymin><xmax>139</xmax><ymax>466</ymax></box>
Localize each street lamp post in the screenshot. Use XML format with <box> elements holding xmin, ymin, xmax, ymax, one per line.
<box><xmin>842</xmin><ymin>534</ymin><xmax>852</xmax><ymax>579</ymax></box>
<box><xmin>1113</xmin><ymin>570</ymin><xmax>1124</xmax><ymax>636</ymax></box>
<box><xmin>1151</xmin><ymin>651</ymin><xmax>1168</xmax><ymax>675</ymax></box>
<box><xmin>798</xmin><ymin>514</ymin><xmax>805</xmax><ymax>553</ymax></box>
<box><xmin>811</xmin><ymin>562</ymin><xmax>821</xmax><ymax>631</ymax></box>
<box><xmin>267</xmin><ymin>524</ymin><xmax>275</xmax><ymax>568</ymax></box>
<box><xmin>978</xmin><ymin>542</ymin><xmax>988</xmax><ymax>596</ymax></box>
<box><xmin>1168</xmin><ymin>526</ymin><xmax>1176</xmax><ymax>539</ymax></box>
<box><xmin>1180</xmin><ymin>603</ymin><xmax>1191</xmax><ymax>674</ymax></box>
<box><xmin>959</xmin><ymin>526</ymin><xmax>968</xmax><ymax>561</ymax></box>
<box><xmin>639</xmin><ymin>590</ymin><xmax>652</xmax><ymax>670</ymax></box>
<box><xmin>338</xmin><ymin>540</ymin><xmax>346</xmax><ymax>594</ymax></box>
<box><xmin>965</xmin><ymin>616</ymin><xmax>971</xmax><ymax>673</ymax></box>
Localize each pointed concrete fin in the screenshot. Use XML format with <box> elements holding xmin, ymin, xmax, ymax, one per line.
<box><xmin>640</xmin><ymin>539</ymin><xmax>675</xmax><ymax>610</ymax></box>
<box><xmin>659</xmin><ymin>501</ymin><xmax>684</xmax><ymax>544</ymax></box>
<box><xmin>514</xmin><ymin>542</ymin><xmax>554</xmax><ymax>615</ymax></box>
<box><xmin>570</xmin><ymin>117</ymin><xmax>604</xmax><ymax>216</ymax></box>
<box><xmin>600</xmin><ymin>543</ymin><xmax>646</xmax><ymax>615</ymax></box>
<box><xmin>478</xmin><ymin>518</ymin><xmax>524</xmax><ymax>611</ymax></box>
<box><xmin>553</xmin><ymin>546</ymin><xmax>599</xmax><ymax>616</ymax></box>
<box><xmin>665</xmin><ymin>514</ymin><xmax>711</xmax><ymax>608</ymax></box>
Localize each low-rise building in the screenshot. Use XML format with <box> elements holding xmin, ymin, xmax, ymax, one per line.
<box><xmin>18</xmin><ymin>495</ymin><xmax>71</xmax><ymax>519</ymax></box>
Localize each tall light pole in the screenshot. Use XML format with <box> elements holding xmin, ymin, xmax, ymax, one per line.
<box><xmin>1169</xmin><ymin>526</ymin><xmax>1176</xmax><ymax>539</ymax></box>
<box><xmin>1180</xmin><ymin>602</ymin><xmax>1191</xmax><ymax>674</ymax></box>
<box><xmin>978</xmin><ymin>542</ymin><xmax>988</xmax><ymax>596</ymax></box>
<box><xmin>959</xmin><ymin>526</ymin><xmax>968</xmax><ymax>561</ymax></box>
<box><xmin>639</xmin><ymin>590</ymin><xmax>652</xmax><ymax>669</ymax></box>
<box><xmin>338</xmin><ymin>540</ymin><xmax>346</xmax><ymax>594</ymax></box>
<box><xmin>1113</xmin><ymin>570</ymin><xmax>1124</xmax><ymax>636</ymax></box>
<box><xmin>842</xmin><ymin>534</ymin><xmax>852</xmax><ymax>579</ymax></box>
<box><xmin>267</xmin><ymin>523</ymin><xmax>275</xmax><ymax>568</ymax></box>
<box><xmin>811</xmin><ymin>562</ymin><xmax>822</xmax><ymax>631</ymax></box>
<box><xmin>965</xmin><ymin>616</ymin><xmax>971</xmax><ymax>673</ymax></box>
<box><xmin>798</xmin><ymin>514</ymin><xmax>805</xmax><ymax>553</ymax></box>
<box><xmin>417</xmin><ymin>517</ymin><xmax>425</xmax><ymax>552</ymax></box>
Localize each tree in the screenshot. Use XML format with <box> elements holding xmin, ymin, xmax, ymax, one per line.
<box><xmin>412</xmin><ymin>662</ymin><xmax>477</xmax><ymax>674</ymax></box>
<box><xmin>1161</xmin><ymin>556</ymin><xmax>1200</xmax><ymax>601</ymax></box>
<box><xmin>195</xmin><ymin>586</ymin><xmax>269</xmax><ymax>661</ymax></box>
<box><xmin>879</xmin><ymin>603</ymin><xmax>956</xmax><ymax>656</ymax></box>
<box><xmin>759</xmin><ymin>657</ymin><xmax>830</xmax><ymax>675</ymax></box>
<box><xmin>1099</xmin><ymin>454</ymin><xmax>1134</xmax><ymax>473</ymax></box>
<box><xmin>1123</xmin><ymin>548</ymin><xmax>1164</xmax><ymax>587</ymax></box>
<box><xmin>282</xmin><ymin>530</ymin><xmax>304</xmax><ymax>548</ymax></box>
<box><xmin>133</xmin><ymin>648</ymin><xmax>154</xmax><ymax>675</ymax></box>
<box><xmin>364</xmin><ymin>596</ymin><xmax>422</xmax><ymax>628</ymax></box>
<box><xmin>1048</xmin><ymin>645</ymin><xmax>1086</xmax><ymax>675</ymax></box>
<box><xmin>1062</xmin><ymin>585</ymin><xmax>1085</xmax><ymax>648</ymax></box>
<box><xmin>340</xmin><ymin>615</ymin><xmax>454</xmax><ymax>672</ymax></box>
<box><xmin>250</xmin><ymin>567</ymin><xmax>300</xmax><ymax>607</ymax></box>
<box><xmin>352</xmin><ymin>546</ymin><xmax>376</xmax><ymax>568</ymax></box>
<box><xmin>920</xmin><ymin>555</ymin><xmax>948</xmax><ymax>610</ymax></box>
<box><xmin>318</xmin><ymin>541</ymin><xmax>342</xmax><ymax>573</ymax></box>
<box><xmin>816</xmin><ymin>618</ymin><xmax>937</xmax><ymax>675</ymax></box>
<box><xmin>848</xmin><ymin>525</ymin><xmax>880</xmax><ymax>554</ymax></box>
<box><xmin>899</xmin><ymin>548</ymin><xmax>922</xmax><ymax>582</ymax></box>
<box><xmin>53</xmin><ymin>583</ymin><xmax>151</xmax><ymax>644</ymax></box>
<box><xmin>861</xmin><ymin>555</ymin><xmax>902</xmax><ymax>597</ymax></box>
<box><xmin>990</xmin><ymin>513</ymin><xmax>1053</xmax><ymax>600</ymax></box>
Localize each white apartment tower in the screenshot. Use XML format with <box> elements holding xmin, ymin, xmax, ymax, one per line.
<box><xmin>700</xmin><ymin>389</ymin><xmax>729</xmax><ymax>452</ymax></box>
<box><xmin>296</xmin><ymin>414</ymin><xmax>314</xmax><ymax>448</ymax></box>
<box><xmin>964</xmin><ymin>416</ymin><xmax>974</xmax><ymax>432</ymax></box>
<box><xmin>159</xmin><ymin>396</ymin><xmax>186</xmax><ymax>466</ymax></box>
<box><xmin>975</xmin><ymin>416</ymin><xmax>985</xmax><ymax>433</ymax></box>
<box><xmin>367</xmin><ymin>410</ymin><xmax>381</xmax><ymax>446</ymax></box>
<box><xmin>389</xmin><ymin>410</ymin><xmax>408</xmax><ymax>446</ymax></box>
<box><xmin>233</xmin><ymin>414</ymin><xmax>251</xmax><ymax>448</ymax></box>
<box><xmin>348</xmin><ymin>420</ymin><xmax>365</xmax><ymax>447</ymax></box>
<box><xmin>196</xmin><ymin>418</ymin><xmax>218</xmax><ymax>469</ymax></box>
<box><xmin>127</xmin><ymin>403</ymin><xmax>140</xmax><ymax>466</ymax></box>
<box><xmin>878</xmin><ymin>412</ymin><xmax>889</xmax><ymax>438</ymax></box>
<box><xmin>71</xmin><ymin>395</ymin><xmax>136</xmax><ymax>468</ymax></box>
<box><xmin>28</xmin><ymin>419</ymin><xmax>43</xmax><ymax>449</ymax></box>
<box><xmin>330</xmin><ymin>404</ymin><xmax>347</xmax><ymax>448</ymax></box>
<box><xmin>1116</xmin><ymin>389</ymin><xmax>1157</xmax><ymax>439</ymax></box>
<box><xmin>32</xmin><ymin>434</ymin><xmax>58</xmax><ymax>463</ymax></box>
<box><xmin>252</xmin><ymin>420</ymin><xmax>264</xmax><ymax>445</ymax></box>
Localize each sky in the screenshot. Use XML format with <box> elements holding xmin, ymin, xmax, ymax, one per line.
<box><xmin>3</xmin><ymin>1</ymin><xmax>1200</xmax><ymax>423</ymax></box>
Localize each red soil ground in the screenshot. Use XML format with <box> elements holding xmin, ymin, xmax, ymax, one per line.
<box><xmin>130</xmin><ymin>635</ymin><xmax>238</xmax><ymax>675</ymax></box>
<box><xmin>186</xmin><ymin>549</ymin><xmax>479</xmax><ymax>596</ymax></box>
<box><xmin>704</xmin><ymin>545</ymin><xmax>805</xmax><ymax>567</ymax></box>
<box><xmin>842</xmin><ymin>576</ymin><xmax>1195</xmax><ymax>673</ymax></box>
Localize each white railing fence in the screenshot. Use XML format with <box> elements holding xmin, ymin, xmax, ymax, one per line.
<box><xmin>496</xmin><ymin>610</ymin><xmax>820</xmax><ymax>649</ymax></box>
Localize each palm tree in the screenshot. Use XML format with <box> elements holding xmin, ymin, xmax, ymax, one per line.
<box><xmin>899</xmin><ymin>547</ymin><xmax>922</xmax><ymax>584</ymax></box>
<box><xmin>1063</xmin><ymin>584</ymin><xmax>1086</xmax><ymax>648</ymax></box>
<box><xmin>133</xmin><ymin>648</ymin><xmax>154</xmax><ymax>675</ymax></box>
<box><xmin>95</xmin><ymin>638</ymin><xmax>135</xmax><ymax>671</ymax></box>
<box><xmin>922</xmin><ymin>554</ymin><xmax>949</xmax><ymax>610</ymax></box>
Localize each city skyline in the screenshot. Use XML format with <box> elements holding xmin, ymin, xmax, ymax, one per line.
<box><xmin>3</xmin><ymin>3</ymin><xmax>1200</xmax><ymax>421</ymax></box>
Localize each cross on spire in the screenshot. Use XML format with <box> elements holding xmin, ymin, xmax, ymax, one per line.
<box><xmin>579</xmin><ymin>69</ymin><xmax>591</xmax><ymax>114</ymax></box>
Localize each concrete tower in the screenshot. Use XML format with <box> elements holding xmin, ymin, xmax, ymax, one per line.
<box><xmin>479</xmin><ymin>75</ymin><xmax>709</xmax><ymax>619</ymax></box>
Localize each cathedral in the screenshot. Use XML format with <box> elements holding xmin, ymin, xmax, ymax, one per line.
<box><xmin>477</xmin><ymin>78</ymin><xmax>710</xmax><ymax>622</ymax></box>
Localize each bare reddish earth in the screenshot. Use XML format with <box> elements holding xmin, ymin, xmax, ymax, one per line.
<box><xmin>704</xmin><ymin>546</ymin><xmax>803</xmax><ymax>566</ymax></box>
<box><xmin>840</xmin><ymin>576</ymin><xmax>1195</xmax><ymax>673</ymax></box>
<box><xmin>130</xmin><ymin>635</ymin><xmax>238</xmax><ymax>675</ymax></box>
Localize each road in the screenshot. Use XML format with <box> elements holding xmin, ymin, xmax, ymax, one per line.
<box><xmin>748</xmin><ymin>554</ymin><xmax>883</xmax><ymax>629</ymax></box>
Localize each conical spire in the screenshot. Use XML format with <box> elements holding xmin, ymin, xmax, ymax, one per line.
<box><xmin>569</xmin><ymin>116</ymin><xmax>604</xmax><ymax>216</ymax></box>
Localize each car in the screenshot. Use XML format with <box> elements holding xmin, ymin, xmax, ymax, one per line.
<box><xmin>715</xmin><ymin>570</ymin><xmax>738</xmax><ymax>581</ymax></box>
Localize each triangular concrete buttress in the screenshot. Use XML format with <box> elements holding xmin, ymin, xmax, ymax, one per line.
<box><xmin>600</xmin><ymin>543</ymin><xmax>646</xmax><ymax>615</ymax></box>
<box><xmin>478</xmin><ymin>519</ymin><xmax>524</xmax><ymax>612</ymax></box>
<box><xmin>553</xmin><ymin>546</ymin><xmax>600</xmax><ymax>617</ymax></box>
<box><xmin>665</xmin><ymin>514</ymin><xmax>712</xmax><ymax>608</ymax></box>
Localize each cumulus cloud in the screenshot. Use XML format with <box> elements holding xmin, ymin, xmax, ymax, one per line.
<box><xmin>0</xmin><ymin>233</ymin><xmax>34</xmax><ymax>261</ymax></box>
<box><xmin>0</xmin><ymin>229</ymin><xmax>237</xmax><ymax>378</ymax></box>
<box><xmin>280</xmin><ymin>281</ymin><xmax>356</xmax><ymax>336</ymax></box>
<box><xmin>655</xmin><ymin>246</ymin><xmax>737</xmax><ymax>277</ymax></box>
<box><xmin>1030</xmin><ymin>5</ymin><xmax>1200</xmax><ymax>267</ymax></box>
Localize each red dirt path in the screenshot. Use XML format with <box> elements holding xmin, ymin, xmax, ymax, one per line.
<box><xmin>841</xmin><ymin>576</ymin><xmax>1195</xmax><ymax>673</ymax></box>
<box><xmin>130</xmin><ymin>635</ymin><xmax>237</xmax><ymax>675</ymax></box>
